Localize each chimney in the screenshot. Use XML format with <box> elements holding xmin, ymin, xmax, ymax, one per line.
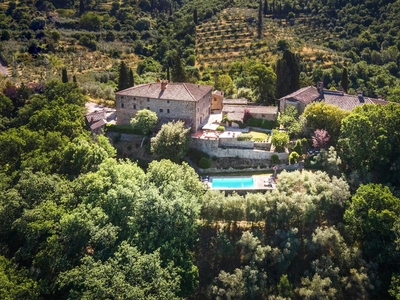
<box><xmin>317</xmin><ymin>81</ymin><xmax>323</xmax><ymax>92</ymax></box>
<box><xmin>156</xmin><ymin>78</ymin><xmax>160</xmax><ymax>83</ymax></box>
<box><xmin>161</xmin><ymin>80</ymin><xmax>168</xmax><ymax>91</ymax></box>
<box><xmin>317</xmin><ymin>81</ymin><xmax>324</xmax><ymax>99</ymax></box>
<box><xmin>377</xmin><ymin>95</ymin><xmax>382</xmax><ymax>100</ymax></box>
<box><xmin>357</xmin><ymin>90</ymin><xmax>364</xmax><ymax>103</ymax></box>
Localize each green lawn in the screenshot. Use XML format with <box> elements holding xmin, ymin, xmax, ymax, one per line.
<box><xmin>249</xmin><ymin>130</ymin><xmax>269</xmax><ymax>142</ymax></box>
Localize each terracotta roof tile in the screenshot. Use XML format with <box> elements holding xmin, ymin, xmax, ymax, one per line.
<box><xmin>279</xmin><ymin>86</ymin><xmax>320</xmax><ymax>104</ymax></box>
<box><xmin>223</xmin><ymin>98</ymin><xmax>248</xmax><ymax>105</ymax></box>
<box><xmin>280</xmin><ymin>86</ymin><xmax>389</xmax><ymax>111</ymax></box>
<box><xmin>116</xmin><ymin>82</ymin><xmax>212</xmax><ymax>102</ymax></box>
<box><xmin>323</xmin><ymin>93</ymin><xmax>378</xmax><ymax>111</ymax></box>
<box><xmin>90</xmin><ymin>119</ymin><xmax>106</xmax><ymax>130</ymax></box>
<box><xmin>85</xmin><ymin>111</ymin><xmax>106</xmax><ymax>123</ymax></box>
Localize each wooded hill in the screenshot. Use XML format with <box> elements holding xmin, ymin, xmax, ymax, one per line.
<box><xmin>1</xmin><ymin>2</ymin><xmax>400</xmax><ymax>298</ymax></box>
<box><xmin>1</xmin><ymin>0</ymin><xmax>400</xmax><ymax>100</ymax></box>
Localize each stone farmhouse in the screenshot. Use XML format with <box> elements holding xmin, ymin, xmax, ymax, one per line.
<box><xmin>279</xmin><ymin>82</ymin><xmax>389</xmax><ymax>113</ymax></box>
<box><xmin>115</xmin><ymin>80</ymin><xmax>213</xmax><ymax>132</ymax></box>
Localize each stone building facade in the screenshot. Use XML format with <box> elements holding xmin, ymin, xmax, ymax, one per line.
<box><xmin>115</xmin><ymin>81</ymin><xmax>213</xmax><ymax>132</ymax></box>
<box><xmin>211</xmin><ymin>90</ymin><xmax>224</xmax><ymax>111</ymax></box>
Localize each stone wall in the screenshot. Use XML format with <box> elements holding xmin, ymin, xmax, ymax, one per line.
<box><xmin>254</xmin><ymin>142</ymin><xmax>271</xmax><ymax>150</ymax></box>
<box><xmin>219</xmin><ymin>138</ymin><xmax>254</xmax><ymax>149</ymax></box>
<box><xmin>190</xmin><ymin>137</ymin><xmax>288</xmax><ymax>162</ymax></box>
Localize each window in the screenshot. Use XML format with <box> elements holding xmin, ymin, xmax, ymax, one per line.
<box><xmin>261</xmin><ymin>114</ymin><xmax>265</xmax><ymax>118</ymax></box>
<box><xmin>133</xmin><ymin>104</ymin><xmax>136</xmax><ymax>109</ymax></box>
<box><xmin>121</xmin><ymin>103</ymin><xmax>124</xmax><ymax>108</ymax></box>
<box><xmin>160</xmin><ymin>109</ymin><xmax>163</xmax><ymax>113</ymax></box>
<box><xmin>167</xmin><ymin>109</ymin><xmax>170</xmax><ymax>113</ymax></box>
<box><xmin>147</xmin><ymin>107</ymin><xmax>150</xmax><ymax>110</ymax></box>
<box><xmin>133</xmin><ymin>97</ymin><xmax>136</xmax><ymax>100</ymax></box>
<box><xmin>167</xmin><ymin>100</ymin><xmax>170</xmax><ymax>103</ymax></box>
<box><xmin>197</xmin><ymin>108</ymin><xmax>199</xmax><ymax>112</ymax></box>
<box><xmin>147</xmin><ymin>98</ymin><xmax>150</xmax><ymax>102</ymax></box>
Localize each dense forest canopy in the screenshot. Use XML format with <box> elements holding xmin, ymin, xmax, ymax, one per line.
<box><xmin>1</xmin><ymin>0</ymin><xmax>400</xmax><ymax>299</ymax></box>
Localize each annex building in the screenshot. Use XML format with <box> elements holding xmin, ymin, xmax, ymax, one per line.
<box><xmin>279</xmin><ymin>82</ymin><xmax>389</xmax><ymax>113</ymax></box>
<box><xmin>115</xmin><ymin>80</ymin><xmax>213</xmax><ymax>132</ymax></box>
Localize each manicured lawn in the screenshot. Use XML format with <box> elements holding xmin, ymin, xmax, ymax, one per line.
<box><xmin>248</xmin><ymin>130</ymin><xmax>269</xmax><ymax>142</ymax></box>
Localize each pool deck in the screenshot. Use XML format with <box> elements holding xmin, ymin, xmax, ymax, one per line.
<box><xmin>204</xmin><ymin>175</ymin><xmax>276</xmax><ymax>191</ymax></box>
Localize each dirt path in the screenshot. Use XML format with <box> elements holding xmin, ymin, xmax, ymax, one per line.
<box><xmin>0</xmin><ymin>59</ymin><xmax>10</xmax><ymax>76</ymax></box>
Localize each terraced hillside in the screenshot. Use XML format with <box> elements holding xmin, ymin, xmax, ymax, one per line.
<box><xmin>196</xmin><ymin>8</ymin><xmax>349</xmax><ymax>74</ymax></box>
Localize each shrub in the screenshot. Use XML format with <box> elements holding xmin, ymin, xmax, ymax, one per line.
<box><xmin>237</xmin><ymin>133</ymin><xmax>252</xmax><ymax>141</ymax></box>
<box><xmin>216</xmin><ymin>125</ymin><xmax>225</xmax><ymax>131</ymax></box>
<box><xmin>135</xmin><ymin>17</ymin><xmax>151</xmax><ymax>31</ymax></box>
<box><xmin>105</xmin><ymin>31</ymin><xmax>115</xmax><ymax>42</ymax></box>
<box><xmin>289</xmin><ymin>151</ymin><xmax>300</xmax><ymax>164</ymax></box>
<box><xmin>187</xmin><ymin>148</ymin><xmax>210</xmax><ymax>164</ymax></box>
<box><xmin>246</xmin><ymin>117</ymin><xmax>276</xmax><ymax>129</ymax></box>
<box><xmin>293</xmin><ymin>139</ymin><xmax>302</xmax><ymax>155</ymax></box>
<box><xmin>30</xmin><ymin>17</ymin><xmax>46</xmax><ymax>31</ymax></box>
<box><xmin>1</xmin><ymin>30</ymin><xmax>10</xmax><ymax>41</ymax></box>
<box><xmin>80</xmin><ymin>12</ymin><xmax>101</xmax><ymax>31</ymax></box>
<box><xmin>105</xmin><ymin>124</ymin><xmax>142</xmax><ymax>135</ymax></box>
<box><xmin>271</xmin><ymin>130</ymin><xmax>289</xmax><ymax>152</ymax></box>
<box><xmin>271</xmin><ymin>154</ymin><xmax>280</xmax><ymax>164</ymax></box>
<box><xmin>198</xmin><ymin>157</ymin><xmax>211</xmax><ymax>169</ymax></box>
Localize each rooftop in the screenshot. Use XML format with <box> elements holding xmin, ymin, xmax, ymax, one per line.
<box><xmin>279</xmin><ymin>86</ymin><xmax>320</xmax><ymax>104</ymax></box>
<box><xmin>280</xmin><ymin>85</ymin><xmax>389</xmax><ymax>111</ymax></box>
<box><xmin>223</xmin><ymin>98</ymin><xmax>248</xmax><ymax>105</ymax></box>
<box><xmin>116</xmin><ymin>82</ymin><xmax>213</xmax><ymax>102</ymax></box>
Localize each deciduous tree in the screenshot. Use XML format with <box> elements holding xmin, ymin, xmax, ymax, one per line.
<box><xmin>249</xmin><ymin>63</ymin><xmax>276</xmax><ymax>105</ymax></box>
<box><xmin>303</xmin><ymin>102</ymin><xmax>349</xmax><ymax>145</ymax></box>
<box><xmin>151</xmin><ymin>120</ymin><xmax>190</xmax><ymax>162</ymax></box>
<box><xmin>130</xmin><ymin>109</ymin><xmax>158</xmax><ymax>136</ymax></box>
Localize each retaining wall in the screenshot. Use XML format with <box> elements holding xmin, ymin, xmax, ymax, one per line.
<box><xmin>190</xmin><ymin>137</ymin><xmax>288</xmax><ymax>161</ymax></box>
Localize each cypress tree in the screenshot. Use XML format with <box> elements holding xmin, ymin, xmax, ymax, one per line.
<box><xmin>171</xmin><ymin>54</ymin><xmax>186</xmax><ymax>82</ymax></box>
<box><xmin>73</xmin><ymin>75</ymin><xmax>77</xmax><ymax>83</ymax></box>
<box><xmin>79</xmin><ymin>0</ymin><xmax>84</xmax><ymax>16</ymax></box>
<box><xmin>341</xmin><ymin>67</ymin><xmax>349</xmax><ymax>92</ymax></box>
<box><xmin>258</xmin><ymin>0</ymin><xmax>263</xmax><ymax>39</ymax></box>
<box><xmin>275</xmin><ymin>49</ymin><xmax>300</xmax><ymax>98</ymax></box>
<box><xmin>166</xmin><ymin>66</ymin><xmax>170</xmax><ymax>81</ymax></box>
<box><xmin>118</xmin><ymin>61</ymin><xmax>129</xmax><ymax>90</ymax></box>
<box><xmin>61</xmin><ymin>67</ymin><xmax>68</xmax><ymax>83</ymax></box>
<box><xmin>263</xmin><ymin>0</ymin><xmax>268</xmax><ymax>14</ymax></box>
<box><xmin>193</xmin><ymin>8</ymin><xmax>198</xmax><ymax>25</ymax></box>
<box><xmin>129</xmin><ymin>68</ymin><xmax>134</xmax><ymax>87</ymax></box>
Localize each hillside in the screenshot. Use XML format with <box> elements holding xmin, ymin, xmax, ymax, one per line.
<box><xmin>2</xmin><ymin>1</ymin><xmax>400</xmax><ymax>299</ymax></box>
<box><xmin>0</xmin><ymin>0</ymin><xmax>400</xmax><ymax>101</ymax></box>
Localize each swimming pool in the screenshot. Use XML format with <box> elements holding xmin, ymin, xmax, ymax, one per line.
<box><xmin>211</xmin><ymin>177</ymin><xmax>254</xmax><ymax>189</ymax></box>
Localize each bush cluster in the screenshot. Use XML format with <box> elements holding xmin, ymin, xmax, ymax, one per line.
<box><xmin>237</xmin><ymin>133</ymin><xmax>252</xmax><ymax>141</ymax></box>
<box><xmin>245</xmin><ymin>117</ymin><xmax>276</xmax><ymax>129</ymax></box>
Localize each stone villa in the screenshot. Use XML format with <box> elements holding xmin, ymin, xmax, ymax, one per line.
<box><xmin>115</xmin><ymin>80</ymin><xmax>213</xmax><ymax>132</ymax></box>
<box><xmin>279</xmin><ymin>82</ymin><xmax>389</xmax><ymax>113</ymax></box>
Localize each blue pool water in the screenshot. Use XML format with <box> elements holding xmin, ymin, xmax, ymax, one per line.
<box><xmin>211</xmin><ymin>177</ymin><xmax>254</xmax><ymax>189</ymax></box>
